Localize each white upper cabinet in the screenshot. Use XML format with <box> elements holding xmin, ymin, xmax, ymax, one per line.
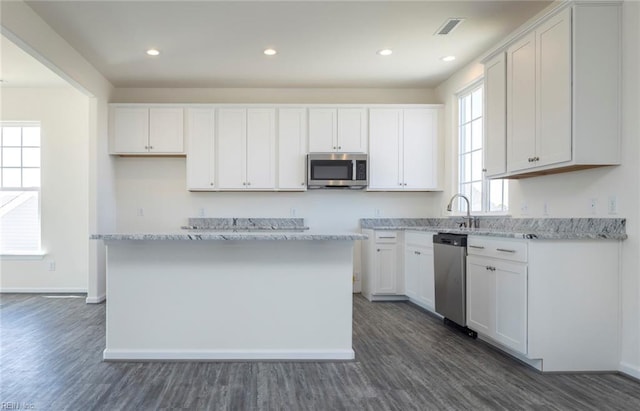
<box><xmin>369</xmin><ymin>107</ymin><xmax>440</xmax><ymax>191</ymax></box>
<box><xmin>246</xmin><ymin>109</ymin><xmax>276</xmax><ymax>189</ymax></box>
<box><xmin>111</xmin><ymin>106</ymin><xmax>184</xmax><ymax>155</ymax></box>
<box><xmin>483</xmin><ymin>52</ymin><xmax>507</xmax><ymax>177</ymax></box>
<box><xmin>486</xmin><ymin>3</ymin><xmax>621</xmax><ymax>178</ymax></box>
<box><xmin>217</xmin><ymin>108</ymin><xmax>275</xmax><ymax>190</ymax></box>
<box><xmin>278</xmin><ymin>108</ymin><xmax>308</xmax><ymax>190</ymax></box>
<box><xmin>186</xmin><ymin>108</ymin><xmax>215</xmax><ymax>190</ymax></box>
<box><xmin>308</xmin><ymin>108</ymin><xmax>367</xmax><ymax>153</ymax></box>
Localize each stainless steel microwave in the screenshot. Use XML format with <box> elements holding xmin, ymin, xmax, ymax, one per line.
<box><xmin>307</xmin><ymin>153</ymin><xmax>368</xmax><ymax>189</ymax></box>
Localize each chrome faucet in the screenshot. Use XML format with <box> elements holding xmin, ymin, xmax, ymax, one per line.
<box><xmin>446</xmin><ymin>193</ymin><xmax>479</xmax><ymax>228</ymax></box>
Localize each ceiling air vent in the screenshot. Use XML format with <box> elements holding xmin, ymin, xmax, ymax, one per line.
<box><xmin>435</xmin><ymin>18</ymin><xmax>465</xmax><ymax>36</ymax></box>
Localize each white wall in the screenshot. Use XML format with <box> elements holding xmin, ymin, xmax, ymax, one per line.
<box><xmin>1</xmin><ymin>88</ymin><xmax>90</xmax><ymax>291</ymax></box>
<box><xmin>1</xmin><ymin>0</ymin><xmax>115</xmax><ymax>302</ymax></box>
<box><xmin>111</xmin><ymin>87</ymin><xmax>436</xmax><ymax>104</ymax></box>
<box><xmin>435</xmin><ymin>0</ymin><xmax>640</xmax><ymax>379</ymax></box>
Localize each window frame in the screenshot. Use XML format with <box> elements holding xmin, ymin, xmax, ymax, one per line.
<box><xmin>454</xmin><ymin>80</ymin><xmax>509</xmax><ymax>215</ymax></box>
<box><xmin>0</xmin><ymin>122</ymin><xmax>43</xmax><ymax>255</ymax></box>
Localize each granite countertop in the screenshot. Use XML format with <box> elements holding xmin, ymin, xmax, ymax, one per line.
<box><xmin>91</xmin><ymin>231</ymin><xmax>366</xmax><ymax>241</ymax></box>
<box><xmin>92</xmin><ymin>219</ymin><xmax>366</xmax><ymax>241</ymax></box>
<box><xmin>360</xmin><ymin>218</ymin><xmax>627</xmax><ymax>240</ymax></box>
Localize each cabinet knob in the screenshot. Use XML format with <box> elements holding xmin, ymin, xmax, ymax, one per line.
<box><xmin>301</xmin><ymin>182</ymin><xmax>305</xmax><ymax>186</ymax></box>
<box><xmin>377</xmin><ymin>249</ymin><xmax>381</xmax><ymax>252</ymax></box>
<box><xmin>242</xmin><ymin>182</ymin><xmax>246</xmax><ymax>186</ymax></box>
<box><xmin>210</xmin><ymin>183</ymin><xmax>214</xmax><ymax>186</ymax></box>
<box><xmin>149</xmin><ymin>146</ymin><xmax>153</xmax><ymax>150</ymax></box>
<box><xmin>333</xmin><ymin>146</ymin><xmax>337</xmax><ymax>150</ymax></box>
<box><xmin>535</xmin><ymin>156</ymin><xmax>540</xmax><ymax>161</ymax></box>
<box><xmin>247</xmin><ymin>182</ymin><xmax>251</xmax><ymax>186</ymax></box>
<box><xmin>403</xmin><ymin>183</ymin><xmax>407</xmax><ymax>186</ymax></box>
<box><xmin>399</xmin><ymin>183</ymin><xmax>402</xmax><ymax>186</ymax></box>
<box><xmin>145</xmin><ymin>145</ymin><xmax>149</xmax><ymax>149</ymax></box>
<box><xmin>338</xmin><ymin>146</ymin><xmax>342</xmax><ymax>150</ymax></box>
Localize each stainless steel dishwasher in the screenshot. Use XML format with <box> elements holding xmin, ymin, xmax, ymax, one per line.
<box><xmin>433</xmin><ymin>233</ymin><xmax>477</xmax><ymax>338</ymax></box>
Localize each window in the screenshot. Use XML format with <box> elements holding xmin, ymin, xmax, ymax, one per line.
<box><xmin>0</xmin><ymin>123</ymin><xmax>41</xmax><ymax>253</ymax></box>
<box><xmin>457</xmin><ymin>83</ymin><xmax>508</xmax><ymax>213</ymax></box>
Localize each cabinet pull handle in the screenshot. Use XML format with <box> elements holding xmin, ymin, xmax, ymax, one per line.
<box><xmin>482</xmin><ymin>168</ymin><xmax>487</xmax><ymax>172</ymax></box>
<box><xmin>485</xmin><ymin>266</ymin><xmax>496</xmax><ymax>271</ymax></box>
<box><xmin>414</xmin><ymin>251</ymin><xmax>421</xmax><ymax>255</ymax></box>
<box><xmin>496</xmin><ymin>248</ymin><xmax>516</xmax><ymax>253</ymax></box>
<box><xmin>535</xmin><ymin>156</ymin><xmax>540</xmax><ymax>161</ymax></box>
<box><xmin>469</xmin><ymin>245</ymin><xmax>485</xmax><ymax>249</ymax></box>
<box><xmin>378</xmin><ymin>236</ymin><xmax>396</xmax><ymax>239</ymax></box>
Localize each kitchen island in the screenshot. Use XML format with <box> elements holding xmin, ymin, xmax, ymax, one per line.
<box><xmin>92</xmin><ymin>229</ymin><xmax>366</xmax><ymax>361</ymax></box>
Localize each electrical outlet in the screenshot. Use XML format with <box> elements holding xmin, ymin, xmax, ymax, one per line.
<box><xmin>589</xmin><ymin>198</ymin><xmax>598</xmax><ymax>215</ymax></box>
<box><xmin>137</xmin><ymin>208</ymin><xmax>144</xmax><ymax>217</ymax></box>
<box><xmin>520</xmin><ymin>202</ymin><xmax>529</xmax><ymax>215</ymax></box>
<box><xmin>48</xmin><ymin>261</ymin><xmax>56</xmax><ymax>271</ymax></box>
<box><xmin>290</xmin><ymin>208</ymin><xmax>297</xmax><ymax>217</ymax></box>
<box><xmin>608</xmin><ymin>196</ymin><xmax>618</xmax><ymax>215</ymax></box>
<box><xmin>543</xmin><ymin>202</ymin><xmax>550</xmax><ymax>216</ymax></box>
<box><xmin>374</xmin><ymin>208</ymin><xmax>381</xmax><ymax>217</ymax></box>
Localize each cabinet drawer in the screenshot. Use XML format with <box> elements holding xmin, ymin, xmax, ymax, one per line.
<box><xmin>375</xmin><ymin>231</ymin><xmax>399</xmax><ymax>244</ymax></box>
<box><xmin>405</xmin><ymin>231</ymin><xmax>434</xmax><ymax>247</ymax></box>
<box><xmin>467</xmin><ymin>236</ymin><xmax>527</xmax><ymax>263</ymax></box>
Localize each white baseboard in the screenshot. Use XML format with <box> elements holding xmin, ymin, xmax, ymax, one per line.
<box><xmin>86</xmin><ymin>294</ymin><xmax>106</xmax><ymax>304</ymax></box>
<box><xmin>0</xmin><ymin>287</ymin><xmax>86</xmax><ymax>294</ymax></box>
<box><xmin>103</xmin><ymin>348</ymin><xmax>355</xmax><ymax>361</ymax></box>
<box><xmin>620</xmin><ymin>361</ymin><xmax>640</xmax><ymax>380</ymax></box>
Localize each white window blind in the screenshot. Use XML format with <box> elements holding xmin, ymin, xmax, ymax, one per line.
<box><xmin>0</xmin><ymin>123</ymin><xmax>41</xmax><ymax>254</ymax></box>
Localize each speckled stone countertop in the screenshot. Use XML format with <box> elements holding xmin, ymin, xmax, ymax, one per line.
<box><xmin>91</xmin><ymin>231</ymin><xmax>366</xmax><ymax>241</ymax></box>
<box><xmin>360</xmin><ymin>218</ymin><xmax>627</xmax><ymax>240</ymax></box>
<box><xmin>93</xmin><ymin>217</ymin><xmax>367</xmax><ymax>241</ymax></box>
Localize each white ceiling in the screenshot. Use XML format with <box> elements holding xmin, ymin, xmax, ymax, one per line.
<box><xmin>18</xmin><ymin>0</ymin><xmax>552</xmax><ymax>89</ymax></box>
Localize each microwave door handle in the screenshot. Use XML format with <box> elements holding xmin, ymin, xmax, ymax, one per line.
<box><xmin>352</xmin><ymin>160</ymin><xmax>356</xmax><ymax>181</ymax></box>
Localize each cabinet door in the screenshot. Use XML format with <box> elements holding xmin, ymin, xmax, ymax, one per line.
<box><xmin>484</xmin><ymin>53</ymin><xmax>507</xmax><ymax>176</ymax></box>
<box><xmin>403</xmin><ymin>108</ymin><xmax>438</xmax><ymax>190</ymax></box>
<box><xmin>404</xmin><ymin>246</ymin><xmax>420</xmax><ymax>299</ymax></box>
<box><xmin>374</xmin><ymin>244</ymin><xmax>398</xmax><ymax>294</ymax></box>
<box><xmin>337</xmin><ymin>108</ymin><xmax>367</xmax><ymax>153</ymax></box>
<box><xmin>466</xmin><ymin>256</ymin><xmax>493</xmax><ymax>336</ymax></box>
<box><xmin>246</xmin><ymin>109</ymin><xmax>276</xmax><ymax>189</ymax></box>
<box><xmin>186</xmin><ymin>108</ymin><xmax>215</xmax><ymax>190</ymax></box>
<box><xmin>308</xmin><ymin>109</ymin><xmax>336</xmax><ymax>152</ymax></box>
<box><xmin>494</xmin><ymin>260</ymin><xmax>528</xmax><ymax>354</ymax></box>
<box><xmin>217</xmin><ymin>109</ymin><xmax>246</xmax><ymax>189</ymax></box>
<box><xmin>113</xmin><ymin>107</ymin><xmax>149</xmax><ymax>153</ymax></box>
<box><xmin>368</xmin><ymin>109</ymin><xmax>402</xmax><ymax>190</ymax></box>
<box><xmin>278</xmin><ymin>109</ymin><xmax>307</xmax><ymax>190</ymax></box>
<box><xmin>536</xmin><ymin>8</ymin><xmax>572</xmax><ymax>168</ymax></box>
<box><xmin>417</xmin><ymin>246</ymin><xmax>435</xmax><ymax>310</ymax></box>
<box><xmin>507</xmin><ymin>32</ymin><xmax>537</xmax><ymax>173</ymax></box>
<box><xmin>149</xmin><ymin>108</ymin><xmax>184</xmax><ymax>153</ymax></box>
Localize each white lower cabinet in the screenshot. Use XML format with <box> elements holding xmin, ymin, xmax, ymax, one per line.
<box><xmin>467</xmin><ymin>235</ymin><xmax>620</xmax><ymax>372</ymax></box>
<box><xmin>467</xmin><ymin>253</ymin><xmax>527</xmax><ymax>354</ymax></box>
<box><xmin>361</xmin><ymin>230</ymin><xmax>405</xmax><ymax>301</ymax></box>
<box><xmin>404</xmin><ymin>231</ymin><xmax>436</xmax><ymax>312</ymax></box>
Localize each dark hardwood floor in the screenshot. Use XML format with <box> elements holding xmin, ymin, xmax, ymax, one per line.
<box><xmin>1</xmin><ymin>293</ymin><xmax>639</xmax><ymax>411</ymax></box>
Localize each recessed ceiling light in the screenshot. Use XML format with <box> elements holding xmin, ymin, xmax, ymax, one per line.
<box><xmin>264</xmin><ymin>48</ymin><xmax>277</xmax><ymax>56</ymax></box>
<box><xmin>146</xmin><ymin>49</ymin><xmax>160</xmax><ymax>56</ymax></box>
<box><xmin>441</xmin><ymin>55</ymin><xmax>456</xmax><ymax>62</ymax></box>
<box><xmin>377</xmin><ymin>49</ymin><xmax>393</xmax><ymax>56</ymax></box>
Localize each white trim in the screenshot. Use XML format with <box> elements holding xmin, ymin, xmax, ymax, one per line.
<box><xmin>0</xmin><ymin>287</ymin><xmax>86</xmax><ymax>293</ymax></box>
<box><xmin>620</xmin><ymin>362</ymin><xmax>640</xmax><ymax>381</ymax></box>
<box><xmin>0</xmin><ymin>252</ymin><xmax>46</xmax><ymax>260</ymax></box>
<box><xmin>86</xmin><ymin>294</ymin><xmax>106</xmax><ymax>304</ymax></box>
<box><xmin>103</xmin><ymin>349</ymin><xmax>356</xmax><ymax>361</ymax></box>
